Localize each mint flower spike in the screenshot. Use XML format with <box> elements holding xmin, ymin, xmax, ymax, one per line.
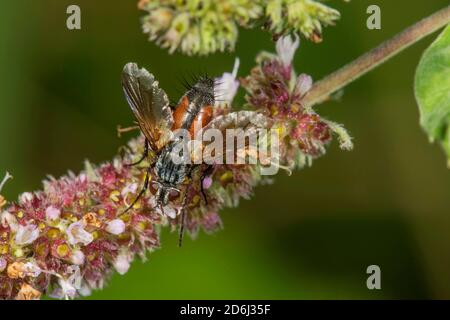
<box><xmin>242</xmin><ymin>35</ymin><xmax>352</xmax><ymax>168</ymax></box>
<box><xmin>0</xmin><ymin>39</ymin><xmax>350</xmax><ymax>300</ymax></box>
<box><xmin>266</xmin><ymin>0</ymin><xmax>341</xmax><ymax>43</ymax></box>
<box><xmin>139</xmin><ymin>0</ymin><xmax>342</xmax><ymax>55</ymax></box>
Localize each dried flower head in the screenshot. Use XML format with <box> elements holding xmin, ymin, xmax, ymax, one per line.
<box><xmin>0</xmin><ymin>37</ymin><xmax>351</xmax><ymax>299</ymax></box>
<box><xmin>139</xmin><ymin>0</ymin><xmax>343</xmax><ymax>55</ymax></box>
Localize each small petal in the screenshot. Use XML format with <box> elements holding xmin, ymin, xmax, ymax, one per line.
<box><xmin>215</xmin><ymin>58</ymin><xmax>240</xmax><ymax>105</ymax></box>
<box><xmin>70</xmin><ymin>249</ymin><xmax>85</xmax><ymax>265</ymax></box>
<box><xmin>121</xmin><ymin>183</ymin><xmax>138</xmax><ymax>197</ymax></box>
<box><xmin>45</xmin><ymin>206</ymin><xmax>61</xmax><ymax>221</ymax></box>
<box><xmin>202</xmin><ymin>176</ymin><xmax>213</xmax><ymax>190</ymax></box>
<box><xmin>1</xmin><ymin>211</ymin><xmax>18</xmax><ymax>232</ymax></box>
<box><xmin>22</xmin><ymin>261</ymin><xmax>41</xmax><ymax>278</ymax></box>
<box><xmin>276</xmin><ymin>34</ymin><xmax>300</xmax><ymax>67</ymax></box>
<box><xmin>55</xmin><ymin>265</ymin><xmax>82</xmax><ymax>300</ymax></box>
<box><xmin>113</xmin><ymin>251</ymin><xmax>132</xmax><ymax>275</ymax></box>
<box><xmin>0</xmin><ymin>257</ymin><xmax>7</xmax><ymax>272</ymax></box>
<box><xmin>78</xmin><ymin>283</ymin><xmax>92</xmax><ymax>297</ymax></box>
<box><xmin>164</xmin><ymin>206</ymin><xmax>178</xmax><ymax>219</ymax></box>
<box><xmin>294</xmin><ymin>74</ymin><xmax>313</xmax><ymax>97</ymax></box>
<box><xmin>19</xmin><ymin>192</ymin><xmax>33</xmax><ymax>204</ymax></box>
<box><xmin>105</xmin><ymin>219</ymin><xmax>126</xmax><ymax>235</ymax></box>
<box><xmin>148</xmin><ymin>197</ymin><xmax>179</xmax><ymax>219</ymax></box>
<box><xmin>15</xmin><ymin>223</ymin><xmax>39</xmax><ymax>246</ymax></box>
<box><xmin>66</xmin><ymin>221</ymin><xmax>93</xmax><ymax>246</ymax></box>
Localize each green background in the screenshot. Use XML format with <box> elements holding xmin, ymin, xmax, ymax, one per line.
<box><xmin>1</xmin><ymin>0</ymin><xmax>449</xmax><ymax>299</ymax></box>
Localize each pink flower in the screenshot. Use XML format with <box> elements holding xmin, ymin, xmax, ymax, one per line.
<box><xmin>202</xmin><ymin>176</ymin><xmax>213</xmax><ymax>190</ymax></box>
<box><xmin>0</xmin><ymin>257</ymin><xmax>6</xmax><ymax>272</ymax></box>
<box><xmin>45</xmin><ymin>206</ymin><xmax>61</xmax><ymax>221</ymax></box>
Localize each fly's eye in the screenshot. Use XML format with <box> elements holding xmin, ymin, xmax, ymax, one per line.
<box><xmin>149</xmin><ymin>182</ymin><xmax>159</xmax><ymax>194</ymax></box>
<box><xmin>168</xmin><ymin>189</ymin><xmax>180</xmax><ymax>200</ymax></box>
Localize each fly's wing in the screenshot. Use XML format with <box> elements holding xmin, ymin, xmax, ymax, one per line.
<box><xmin>122</xmin><ymin>62</ymin><xmax>173</xmax><ymax>151</ymax></box>
<box><xmin>193</xmin><ymin>111</ymin><xmax>273</xmax><ymax>164</ymax></box>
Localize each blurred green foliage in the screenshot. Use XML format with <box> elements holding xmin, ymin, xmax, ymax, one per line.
<box><xmin>1</xmin><ymin>0</ymin><xmax>449</xmax><ymax>299</ymax></box>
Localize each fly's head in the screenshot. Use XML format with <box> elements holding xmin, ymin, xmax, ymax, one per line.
<box><xmin>151</xmin><ymin>180</ymin><xmax>181</xmax><ymax>207</ymax></box>
<box><xmin>189</xmin><ymin>77</ymin><xmax>215</xmax><ymax>106</ymax></box>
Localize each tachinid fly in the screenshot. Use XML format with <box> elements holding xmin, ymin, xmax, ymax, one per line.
<box><xmin>121</xmin><ymin>62</ymin><xmax>271</xmax><ymax>246</ymax></box>
<box><xmin>121</xmin><ymin>62</ymin><xmax>216</xmax><ymax>246</ymax></box>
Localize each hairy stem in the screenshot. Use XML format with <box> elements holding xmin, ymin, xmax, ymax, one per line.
<box><xmin>303</xmin><ymin>5</ymin><xmax>450</xmax><ymax>107</ymax></box>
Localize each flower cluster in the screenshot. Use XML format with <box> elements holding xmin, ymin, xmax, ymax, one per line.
<box><xmin>0</xmin><ymin>36</ymin><xmax>351</xmax><ymax>299</ymax></box>
<box><xmin>241</xmin><ymin>35</ymin><xmax>352</xmax><ymax>169</ymax></box>
<box><xmin>138</xmin><ymin>0</ymin><xmax>342</xmax><ymax>55</ymax></box>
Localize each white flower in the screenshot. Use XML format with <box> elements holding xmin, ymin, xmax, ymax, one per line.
<box><xmin>45</xmin><ymin>206</ymin><xmax>61</xmax><ymax>221</ymax></box>
<box><xmin>14</xmin><ymin>223</ymin><xmax>39</xmax><ymax>246</ymax></box>
<box><xmin>70</xmin><ymin>249</ymin><xmax>85</xmax><ymax>265</ymax></box>
<box><xmin>121</xmin><ymin>182</ymin><xmax>138</xmax><ymax>197</ymax></box>
<box><xmin>105</xmin><ymin>219</ymin><xmax>126</xmax><ymax>235</ymax></box>
<box><xmin>1</xmin><ymin>211</ymin><xmax>18</xmax><ymax>232</ymax></box>
<box><xmin>22</xmin><ymin>261</ymin><xmax>42</xmax><ymax>278</ymax></box>
<box><xmin>276</xmin><ymin>34</ymin><xmax>300</xmax><ymax>67</ymax></box>
<box><xmin>294</xmin><ymin>73</ymin><xmax>313</xmax><ymax>97</ymax></box>
<box><xmin>113</xmin><ymin>250</ymin><xmax>133</xmax><ymax>275</ymax></box>
<box><xmin>0</xmin><ymin>257</ymin><xmax>7</xmax><ymax>272</ymax></box>
<box><xmin>215</xmin><ymin>58</ymin><xmax>240</xmax><ymax>106</ymax></box>
<box><xmin>66</xmin><ymin>220</ymin><xmax>93</xmax><ymax>246</ymax></box>
<box><xmin>51</xmin><ymin>266</ymin><xmax>82</xmax><ymax>300</ymax></box>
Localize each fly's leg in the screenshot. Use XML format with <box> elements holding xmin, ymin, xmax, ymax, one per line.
<box><xmin>178</xmin><ymin>188</ymin><xmax>191</xmax><ymax>247</ymax></box>
<box><xmin>178</xmin><ymin>209</ymin><xmax>186</xmax><ymax>247</ymax></box>
<box><xmin>117</xmin><ymin>124</ymin><xmax>140</xmax><ymax>138</ymax></box>
<box><xmin>125</xmin><ymin>138</ymin><xmax>149</xmax><ymax>167</ymax></box>
<box><xmin>123</xmin><ymin>169</ymin><xmax>150</xmax><ymax>213</ymax></box>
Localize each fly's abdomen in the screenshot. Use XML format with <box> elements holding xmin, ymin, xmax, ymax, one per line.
<box><xmin>171</xmin><ymin>77</ymin><xmax>215</xmax><ymax>138</ymax></box>
<box><xmin>155</xmin><ymin>141</ymin><xmax>188</xmax><ymax>186</ymax></box>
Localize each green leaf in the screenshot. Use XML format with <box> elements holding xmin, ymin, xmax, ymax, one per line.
<box><xmin>415</xmin><ymin>24</ymin><xmax>450</xmax><ymax>167</ymax></box>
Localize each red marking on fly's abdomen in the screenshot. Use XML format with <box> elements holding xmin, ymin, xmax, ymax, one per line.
<box><xmin>172</xmin><ymin>95</ymin><xmax>190</xmax><ymax>131</ymax></box>
<box><xmin>189</xmin><ymin>105</ymin><xmax>213</xmax><ymax>137</ymax></box>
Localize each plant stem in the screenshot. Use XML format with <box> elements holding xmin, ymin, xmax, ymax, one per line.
<box><xmin>303</xmin><ymin>5</ymin><xmax>450</xmax><ymax>107</ymax></box>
